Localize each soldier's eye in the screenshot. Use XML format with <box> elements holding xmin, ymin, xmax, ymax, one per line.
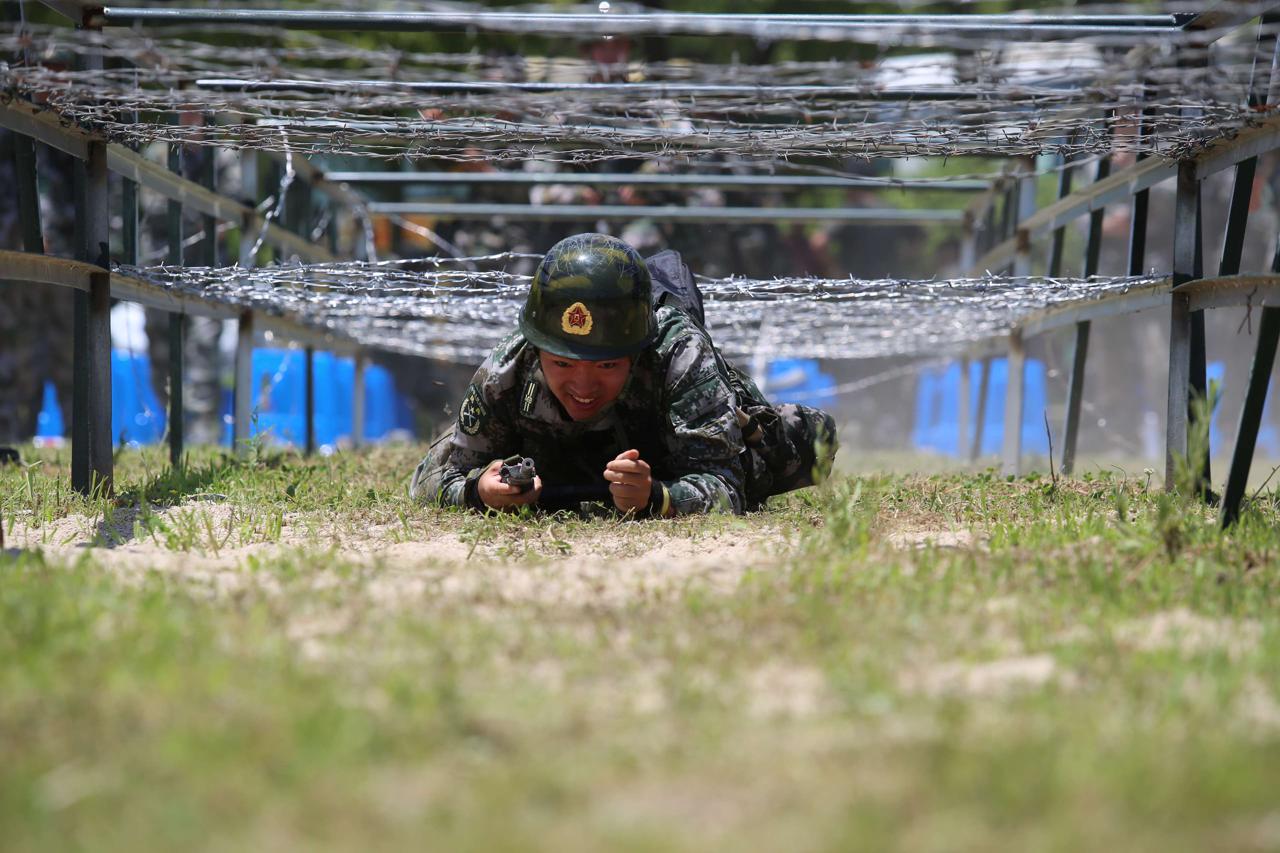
<box><xmin>598</xmin><ymin>362</ymin><xmax>618</xmax><ymax>370</ymax></box>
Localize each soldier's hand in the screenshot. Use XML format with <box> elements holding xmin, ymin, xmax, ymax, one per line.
<box><xmin>604</xmin><ymin>449</ymin><xmax>653</xmax><ymax>514</ymax></box>
<box><xmin>476</xmin><ymin>459</ymin><xmax>542</xmax><ymax>510</ymax></box>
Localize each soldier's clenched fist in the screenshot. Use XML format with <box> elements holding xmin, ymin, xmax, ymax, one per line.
<box><xmin>604</xmin><ymin>449</ymin><xmax>659</xmax><ymax>515</ymax></box>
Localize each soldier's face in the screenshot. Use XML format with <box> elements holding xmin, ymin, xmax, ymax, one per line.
<box><xmin>539</xmin><ymin>352</ymin><xmax>633</xmax><ymax>421</ymax></box>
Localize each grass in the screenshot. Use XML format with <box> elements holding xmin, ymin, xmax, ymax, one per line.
<box><xmin>2</xmin><ymin>444</ymin><xmax>1280</xmax><ymax>851</ymax></box>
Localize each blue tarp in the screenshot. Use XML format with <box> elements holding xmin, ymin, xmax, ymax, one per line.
<box><xmin>764</xmin><ymin>359</ymin><xmax>836</xmax><ymax>408</ymax></box>
<box><xmin>36</xmin><ymin>348</ymin><xmax>414</xmax><ymax>449</ymax></box>
<box><xmin>218</xmin><ymin>349</ymin><xmax>414</xmax><ymax>449</ymax></box>
<box><xmin>910</xmin><ymin>359</ymin><xmax>1269</xmax><ymax>458</ymax></box>
<box><xmin>913</xmin><ymin>358</ymin><xmax>1049</xmax><ymax>457</ymax></box>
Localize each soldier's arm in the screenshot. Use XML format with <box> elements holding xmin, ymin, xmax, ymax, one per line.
<box><xmin>410</xmin><ymin>369</ymin><xmax>518</xmax><ymax>510</ymax></box>
<box><xmin>659</xmin><ymin>336</ymin><xmax>747</xmax><ymax>515</ymax></box>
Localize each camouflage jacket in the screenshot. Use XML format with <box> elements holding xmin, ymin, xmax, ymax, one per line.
<box><xmin>413</xmin><ymin>304</ymin><xmax>746</xmax><ymax>515</ymax></box>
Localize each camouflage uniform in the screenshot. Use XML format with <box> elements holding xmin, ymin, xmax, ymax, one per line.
<box><xmin>410</xmin><ymin>304</ymin><xmax>836</xmax><ymax>515</ymax></box>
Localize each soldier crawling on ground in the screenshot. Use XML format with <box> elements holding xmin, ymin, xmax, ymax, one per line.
<box><xmin>410</xmin><ymin>233</ymin><xmax>837</xmax><ymax>517</ymax></box>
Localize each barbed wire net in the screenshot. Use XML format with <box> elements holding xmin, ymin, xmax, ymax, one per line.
<box><xmin>116</xmin><ymin>259</ymin><xmax>1166</xmax><ymax>362</ymax></box>
<box><xmin>0</xmin><ymin>7</ymin><xmax>1265</xmax><ymax>365</ymax></box>
<box><xmin>3</xmin><ymin>17</ymin><xmax>1279</xmax><ymax>160</ymax></box>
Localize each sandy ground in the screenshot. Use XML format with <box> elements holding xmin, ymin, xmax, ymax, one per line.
<box><xmin>4</xmin><ymin>500</ymin><xmax>1273</xmax><ymax>723</ymax></box>
<box><xmin>4</xmin><ymin>500</ymin><xmax>793</xmax><ymax>609</ymax></box>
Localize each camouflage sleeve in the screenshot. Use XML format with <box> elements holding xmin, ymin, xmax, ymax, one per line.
<box><xmin>408</xmin><ymin>354</ymin><xmax>519</xmax><ymax>509</ymax></box>
<box><xmin>660</xmin><ymin>334</ymin><xmax>746</xmax><ymax>515</ymax></box>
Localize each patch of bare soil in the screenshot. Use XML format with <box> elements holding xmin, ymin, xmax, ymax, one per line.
<box><xmin>1115</xmin><ymin>608</ymin><xmax>1263</xmax><ymax>660</ymax></box>
<box><xmin>885</xmin><ymin>526</ymin><xmax>980</xmax><ymax>550</ymax></box>
<box><xmin>5</xmin><ymin>501</ymin><xmax>791</xmax><ymax>611</ymax></box>
<box><xmin>902</xmin><ymin>654</ymin><xmax>1069</xmax><ymax>698</ymax></box>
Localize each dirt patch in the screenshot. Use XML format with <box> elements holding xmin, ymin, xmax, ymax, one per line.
<box><xmin>886</xmin><ymin>526</ymin><xmax>980</xmax><ymax>550</ymax></box>
<box><xmin>1116</xmin><ymin>608</ymin><xmax>1262</xmax><ymax>660</ymax></box>
<box><xmin>5</xmin><ymin>501</ymin><xmax>791</xmax><ymax>611</ymax></box>
<box><xmin>746</xmin><ymin>663</ymin><xmax>834</xmax><ymax>719</ymax></box>
<box><xmin>902</xmin><ymin>654</ymin><xmax>1068</xmax><ymax>698</ymax></box>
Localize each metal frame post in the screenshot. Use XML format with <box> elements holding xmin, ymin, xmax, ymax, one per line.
<box><xmin>1061</xmin><ymin>154</ymin><xmax>1111</xmax><ymax>475</ymax></box>
<box><xmin>239</xmin><ymin>150</ymin><xmax>260</xmax><ymax>267</ymax></box>
<box><xmin>1045</xmin><ymin>159</ymin><xmax>1074</xmax><ymax>277</ymax></box>
<box><xmin>166</xmin><ymin>118</ymin><xmax>185</xmax><ymax>466</ymax></box>
<box><xmin>1003</xmin><ymin>158</ymin><xmax>1036</xmax><ymax>475</ymax></box>
<box><xmin>352</xmin><ymin>351</ymin><xmax>367</xmax><ymax>449</ymax></box>
<box><xmin>959</xmin><ymin>212</ymin><xmax>977</xmax><ymax>273</ymax></box>
<box><xmin>70</xmin><ymin>41</ymin><xmax>113</xmax><ymax>495</ymax></box>
<box><xmin>1222</xmin><ymin>302</ymin><xmax>1280</xmax><ymax>527</ymax></box>
<box><xmin>304</xmin><ymin>346</ymin><xmax>315</xmax><ymax>456</ymax></box>
<box><xmin>230</xmin><ymin>149</ymin><xmax>263</xmax><ymax>455</ymax></box>
<box><xmin>1002</xmin><ymin>330</ymin><xmax>1026</xmax><ymax>476</ymax></box>
<box><xmin>1128</xmin><ymin>121</ymin><xmax>1152</xmax><ymax>277</ymax></box>
<box><xmin>970</xmin><ymin>358</ymin><xmax>992</xmax><ymax>462</ymax></box>
<box><xmin>1218</xmin><ymin>17</ymin><xmax>1280</xmax><ymax>526</ymax></box>
<box><xmin>233</xmin><ymin>311</ymin><xmax>254</xmax><ymax>453</ymax></box>
<box><xmin>84</xmin><ymin>138</ymin><xmax>113</xmax><ymax>494</ymax></box>
<box><xmin>1166</xmin><ymin>161</ymin><xmax>1199</xmax><ymax>491</ymax></box>
<box><xmin>1188</xmin><ymin>191</ymin><xmax>1212</xmax><ymax>496</ymax></box>
<box><xmin>14</xmin><ymin>133</ymin><xmax>42</xmax><ymax>252</ymax></box>
<box><xmin>199</xmin><ymin>116</ymin><xmax>217</xmax><ymax>267</ymax></box>
<box><xmin>957</xmin><ymin>356</ymin><xmax>971</xmax><ymax>457</ymax></box>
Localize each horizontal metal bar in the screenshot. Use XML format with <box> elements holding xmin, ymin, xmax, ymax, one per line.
<box><xmin>107</xmin><ymin>146</ymin><xmax>334</xmax><ymax>263</ymax></box>
<box><xmin>1176</xmin><ymin>272</ymin><xmax>1280</xmax><ymax>312</ymax></box>
<box><xmin>197</xmin><ymin>77</ymin><xmax>1052</xmax><ymax>103</ymax></box>
<box><xmin>0</xmin><ymin>250</ymin><xmax>97</xmax><ymax>291</ymax></box>
<box><xmin>367</xmin><ymin>202</ymin><xmax>963</xmax><ymax>224</ymax></box>
<box><xmin>1</xmin><ymin>99</ymin><xmax>335</xmax><ymax>263</ymax></box>
<box><xmin>1196</xmin><ymin>121</ymin><xmax>1280</xmax><ymax>179</ymax></box>
<box><xmin>107</xmin><ymin>146</ymin><xmax>247</xmax><ymax>223</ymax></box>
<box><xmin>0</xmin><ymin>98</ymin><xmax>90</xmax><ymax>160</ymax></box>
<box><xmin>1014</xmin><ymin>272</ymin><xmax>1280</xmax><ymax>341</ymax></box>
<box><xmin>109</xmin><ymin>271</ymin><xmax>238</xmax><ymax>319</ymax></box>
<box><xmin>0</xmin><ymin>254</ymin><xmax>349</xmax><ymax>356</ymax></box>
<box><xmin>109</xmin><ymin>271</ymin><xmax>358</xmax><ymax>354</ymax></box>
<box><xmin>1019</xmin><ymin>278</ymin><xmax>1173</xmax><ymax>339</ymax></box>
<box><xmin>1181</xmin><ymin>2</ymin><xmax>1280</xmax><ymax>36</ymax></box>
<box><xmin>963</xmin><ymin>336</ymin><xmax>1008</xmax><ymax>360</ymax></box>
<box><xmin>969</xmin><ymin>156</ymin><xmax>1175</xmax><ymax>274</ymax></box>
<box><xmin>969</xmin><ymin>115</ymin><xmax>1280</xmax><ymax>275</ymax></box>
<box><xmin>96</xmin><ymin>8</ymin><xmax>1186</xmax><ymax>40</ymax></box>
<box><xmin>324</xmin><ymin>170</ymin><xmax>990</xmax><ymax>192</ymax></box>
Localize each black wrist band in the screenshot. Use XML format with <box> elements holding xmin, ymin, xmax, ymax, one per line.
<box><xmin>641</xmin><ymin>480</ymin><xmax>669</xmax><ymax>518</ymax></box>
<box><xmin>463</xmin><ymin>470</ymin><xmax>487</xmax><ymax>512</ymax></box>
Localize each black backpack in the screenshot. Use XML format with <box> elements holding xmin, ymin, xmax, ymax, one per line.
<box><xmin>645</xmin><ymin>249</ymin><xmax>707</xmax><ymax>327</ymax></box>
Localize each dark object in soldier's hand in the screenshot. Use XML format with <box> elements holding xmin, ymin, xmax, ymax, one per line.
<box><xmin>500</xmin><ymin>455</ymin><xmax>536</xmax><ymax>493</ymax></box>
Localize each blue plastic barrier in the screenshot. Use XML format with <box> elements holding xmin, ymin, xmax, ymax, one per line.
<box><xmin>35</xmin><ymin>348</ymin><xmax>413</xmax><ymax>449</ymax></box>
<box><xmin>34</xmin><ymin>381</ymin><xmax>64</xmax><ymax>446</ymax></box>
<box><xmin>220</xmin><ymin>349</ymin><xmax>414</xmax><ymax>450</ymax></box>
<box><xmin>764</xmin><ymin>359</ymin><xmax>836</xmax><ymax>408</ymax></box>
<box><xmin>112</xmin><ymin>351</ymin><xmax>166</xmax><ymax>447</ymax></box>
<box><xmin>35</xmin><ymin>354</ymin><xmax>165</xmax><ymax>448</ymax></box>
<box><xmin>913</xmin><ymin>358</ymin><xmax>1048</xmax><ymax>457</ymax></box>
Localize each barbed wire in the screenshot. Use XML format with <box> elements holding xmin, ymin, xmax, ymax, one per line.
<box><xmin>3</xmin><ymin>23</ymin><xmax>1276</xmax><ymax>159</ymax></box>
<box><xmin>115</xmin><ymin>258</ymin><xmax>1164</xmax><ymax>362</ymax></box>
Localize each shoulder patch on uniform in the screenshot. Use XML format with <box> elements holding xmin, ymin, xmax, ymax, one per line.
<box><xmin>520</xmin><ymin>379</ymin><xmax>540</xmax><ymax>416</ymax></box>
<box><xmin>458</xmin><ymin>384</ymin><xmax>488</xmax><ymax>436</ymax></box>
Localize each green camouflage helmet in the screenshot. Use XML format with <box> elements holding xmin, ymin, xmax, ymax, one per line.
<box><xmin>520</xmin><ymin>233</ymin><xmax>656</xmax><ymax>360</ymax></box>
